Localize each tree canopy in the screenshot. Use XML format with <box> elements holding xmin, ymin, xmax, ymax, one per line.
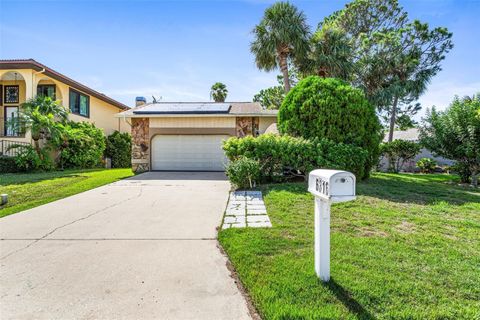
<box><xmin>420</xmin><ymin>94</ymin><xmax>480</xmax><ymax>186</ymax></box>
<box><xmin>278</xmin><ymin>76</ymin><xmax>383</xmax><ymax>177</ymax></box>
<box><xmin>251</xmin><ymin>2</ymin><xmax>310</xmax><ymax>92</ymax></box>
<box><xmin>210</xmin><ymin>82</ymin><xmax>228</xmax><ymax>102</ymax></box>
<box><xmin>317</xmin><ymin>0</ymin><xmax>453</xmax><ymax>141</ymax></box>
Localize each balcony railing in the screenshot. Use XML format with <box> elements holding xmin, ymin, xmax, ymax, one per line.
<box><xmin>0</xmin><ymin>117</ymin><xmax>25</xmax><ymax>138</ymax></box>
<box><xmin>0</xmin><ymin>139</ymin><xmax>30</xmax><ymax>157</ymax></box>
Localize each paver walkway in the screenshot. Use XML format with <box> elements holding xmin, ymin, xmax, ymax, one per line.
<box><xmin>0</xmin><ymin>172</ymin><xmax>251</xmax><ymax>320</ymax></box>
<box><xmin>222</xmin><ymin>191</ymin><xmax>272</xmax><ymax>229</ymax></box>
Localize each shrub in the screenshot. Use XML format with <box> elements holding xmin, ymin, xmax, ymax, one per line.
<box><xmin>416</xmin><ymin>158</ymin><xmax>437</xmax><ymax>173</ymax></box>
<box><xmin>9</xmin><ymin>144</ymin><xmax>53</xmax><ymax>172</ymax></box>
<box><xmin>60</xmin><ymin>122</ymin><xmax>106</xmax><ymax>168</ymax></box>
<box><xmin>225</xmin><ymin>157</ymin><xmax>261</xmax><ymax>189</ymax></box>
<box><xmin>449</xmin><ymin>162</ymin><xmax>472</xmax><ymax>183</ymax></box>
<box><xmin>223</xmin><ymin>134</ymin><xmax>369</xmax><ymax>181</ymax></box>
<box><xmin>0</xmin><ymin>156</ymin><xmax>20</xmax><ymax>173</ymax></box>
<box><xmin>278</xmin><ymin>76</ymin><xmax>383</xmax><ymax>176</ymax></box>
<box><xmin>420</xmin><ymin>94</ymin><xmax>480</xmax><ymax>185</ymax></box>
<box><xmin>380</xmin><ymin>140</ymin><xmax>421</xmax><ymax>173</ymax></box>
<box><xmin>105</xmin><ymin>131</ymin><xmax>132</xmax><ymax>168</ymax></box>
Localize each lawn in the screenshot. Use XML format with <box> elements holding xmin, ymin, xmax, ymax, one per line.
<box><xmin>219</xmin><ymin>173</ymin><xmax>480</xmax><ymax>319</ymax></box>
<box><xmin>0</xmin><ymin>169</ymin><xmax>134</xmax><ymax>218</ymax></box>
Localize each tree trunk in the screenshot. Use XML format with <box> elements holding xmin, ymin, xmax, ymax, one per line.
<box><xmin>279</xmin><ymin>53</ymin><xmax>291</xmax><ymax>93</ymax></box>
<box><xmin>33</xmin><ymin>139</ymin><xmax>43</xmax><ymax>160</ymax></box>
<box><xmin>388</xmin><ymin>95</ymin><xmax>399</xmax><ymax>142</ymax></box>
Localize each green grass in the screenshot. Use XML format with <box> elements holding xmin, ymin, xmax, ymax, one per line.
<box><xmin>0</xmin><ymin>169</ymin><xmax>134</xmax><ymax>218</ymax></box>
<box><xmin>219</xmin><ymin>173</ymin><xmax>480</xmax><ymax>319</ymax></box>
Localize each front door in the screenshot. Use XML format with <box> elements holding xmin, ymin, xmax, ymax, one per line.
<box><xmin>4</xmin><ymin>106</ymin><xmax>19</xmax><ymax>136</ymax></box>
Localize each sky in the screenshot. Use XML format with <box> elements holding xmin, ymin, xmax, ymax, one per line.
<box><xmin>1</xmin><ymin>0</ymin><xmax>479</xmax><ymax>120</ymax></box>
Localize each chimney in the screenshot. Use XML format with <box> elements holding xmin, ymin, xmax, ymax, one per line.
<box><xmin>135</xmin><ymin>96</ymin><xmax>147</xmax><ymax>107</ymax></box>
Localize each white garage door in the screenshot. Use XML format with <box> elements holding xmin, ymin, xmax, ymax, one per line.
<box><xmin>151</xmin><ymin>135</ymin><xmax>229</xmax><ymax>171</ymax></box>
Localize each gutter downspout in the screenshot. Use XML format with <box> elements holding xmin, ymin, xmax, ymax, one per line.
<box><xmin>32</xmin><ymin>68</ymin><xmax>46</xmax><ymax>98</ymax></box>
<box><xmin>122</xmin><ymin>113</ymin><xmax>132</xmax><ymax>127</ymax></box>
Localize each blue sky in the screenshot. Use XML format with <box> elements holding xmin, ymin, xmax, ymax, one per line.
<box><xmin>1</xmin><ymin>0</ymin><xmax>479</xmax><ymax>119</ymax></box>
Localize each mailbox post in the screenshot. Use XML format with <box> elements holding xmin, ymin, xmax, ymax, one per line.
<box><xmin>308</xmin><ymin>169</ymin><xmax>356</xmax><ymax>282</ymax></box>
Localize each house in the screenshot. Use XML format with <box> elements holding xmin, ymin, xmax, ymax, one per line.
<box><xmin>117</xmin><ymin>100</ymin><xmax>278</xmax><ymax>172</ymax></box>
<box><xmin>379</xmin><ymin>128</ymin><xmax>454</xmax><ymax>172</ymax></box>
<box><xmin>0</xmin><ymin>59</ymin><xmax>130</xmax><ymax>154</ymax></box>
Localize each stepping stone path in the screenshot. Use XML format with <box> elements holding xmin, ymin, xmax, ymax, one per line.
<box><xmin>222</xmin><ymin>191</ymin><xmax>272</xmax><ymax>229</ymax></box>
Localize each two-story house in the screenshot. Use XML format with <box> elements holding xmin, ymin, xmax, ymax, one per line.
<box><xmin>0</xmin><ymin>59</ymin><xmax>130</xmax><ymax>155</ymax></box>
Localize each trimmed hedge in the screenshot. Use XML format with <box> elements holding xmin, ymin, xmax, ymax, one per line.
<box><xmin>0</xmin><ymin>156</ymin><xmax>20</xmax><ymax>173</ymax></box>
<box><xmin>223</xmin><ymin>134</ymin><xmax>369</xmax><ymax>181</ymax></box>
<box><xmin>105</xmin><ymin>131</ymin><xmax>132</xmax><ymax>168</ymax></box>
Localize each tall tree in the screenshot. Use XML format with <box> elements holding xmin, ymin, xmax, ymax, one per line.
<box><xmin>420</xmin><ymin>94</ymin><xmax>480</xmax><ymax>186</ymax></box>
<box><xmin>210</xmin><ymin>82</ymin><xmax>228</xmax><ymax>102</ymax></box>
<box><xmin>251</xmin><ymin>2</ymin><xmax>310</xmax><ymax>93</ymax></box>
<box><xmin>318</xmin><ymin>0</ymin><xmax>453</xmax><ymax>141</ymax></box>
<box><xmin>305</xmin><ymin>23</ymin><xmax>353</xmax><ymax>80</ymax></box>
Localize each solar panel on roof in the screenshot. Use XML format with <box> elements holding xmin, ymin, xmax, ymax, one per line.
<box><xmin>133</xmin><ymin>103</ymin><xmax>231</xmax><ymax>114</ymax></box>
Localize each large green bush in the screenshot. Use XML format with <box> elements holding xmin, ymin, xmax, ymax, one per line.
<box><xmin>105</xmin><ymin>131</ymin><xmax>132</xmax><ymax>168</ymax></box>
<box><xmin>223</xmin><ymin>134</ymin><xmax>369</xmax><ymax>181</ymax></box>
<box><xmin>59</xmin><ymin>122</ymin><xmax>106</xmax><ymax>168</ymax></box>
<box><xmin>278</xmin><ymin>76</ymin><xmax>382</xmax><ymax>176</ymax></box>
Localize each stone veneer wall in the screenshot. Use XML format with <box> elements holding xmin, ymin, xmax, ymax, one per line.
<box><xmin>131</xmin><ymin>118</ymin><xmax>150</xmax><ymax>173</ymax></box>
<box><xmin>236</xmin><ymin>117</ymin><xmax>259</xmax><ymax>137</ymax></box>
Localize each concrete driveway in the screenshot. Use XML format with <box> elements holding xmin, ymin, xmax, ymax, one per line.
<box><xmin>0</xmin><ymin>172</ymin><xmax>251</xmax><ymax>320</ymax></box>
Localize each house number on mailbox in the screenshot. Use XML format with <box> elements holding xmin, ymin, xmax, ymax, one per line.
<box><xmin>316</xmin><ymin>178</ymin><xmax>329</xmax><ymax>196</ymax></box>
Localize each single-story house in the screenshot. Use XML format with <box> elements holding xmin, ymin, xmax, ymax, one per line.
<box><xmin>379</xmin><ymin>128</ymin><xmax>454</xmax><ymax>172</ymax></box>
<box><xmin>117</xmin><ymin>100</ymin><xmax>278</xmax><ymax>172</ymax></box>
<box><xmin>0</xmin><ymin>59</ymin><xmax>130</xmax><ymax>155</ymax></box>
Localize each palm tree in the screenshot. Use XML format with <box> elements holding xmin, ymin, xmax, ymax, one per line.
<box><xmin>308</xmin><ymin>25</ymin><xmax>354</xmax><ymax>81</ymax></box>
<box><xmin>10</xmin><ymin>96</ymin><xmax>69</xmax><ymax>157</ymax></box>
<box><xmin>210</xmin><ymin>82</ymin><xmax>228</xmax><ymax>102</ymax></box>
<box><xmin>251</xmin><ymin>2</ymin><xmax>310</xmax><ymax>93</ymax></box>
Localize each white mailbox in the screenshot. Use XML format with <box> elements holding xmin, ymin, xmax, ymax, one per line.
<box><xmin>308</xmin><ymin>169</ymin><xmax>356</xmax><ymax>282</ymax></box>
<box><xmin>308</xmin><ymin>169</ymin><xmax>356</xmax><ymax>203</ymax></box>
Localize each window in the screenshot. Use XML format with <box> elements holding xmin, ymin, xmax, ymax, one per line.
<box><xmin>69</xmin><ymin>89</ymin><xmax>89</xmax><ymax>117</ymax></box>
<box><xmin>37</xmin><ymin>85</ymin><xmax>56</xmax><ymax>98</ymax></box>
<box><xmin>4</xmin><ymin>106</ymin><xmax>19</xmax><ymax>136</ymax></box>
<box><xmin>4</xmin><ymin>85</ymin><xmax>19</xmax><ymax>103</ymax></box>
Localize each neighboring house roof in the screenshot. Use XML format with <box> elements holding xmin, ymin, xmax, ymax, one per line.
<box><xmin>0</xmin><ymin>59</ymin><xmax>129</xmax><ymax>110</ymax></box>
<box><xmin>117</xmin><ymin>102</ymin><xmax>278</xmax><ymax>117</ymax></box>
<box><xmin>383</xmin><ymin>128</ymin><xmax>420</xmax><ymax>142</ymax></box>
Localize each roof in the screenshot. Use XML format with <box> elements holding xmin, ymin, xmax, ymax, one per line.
<box><xmin>133</xmin><ymin>102</ymin><xmax>231</xmax><ymax>114</ymax></box>
<box><xmin>0</xmin><ymin>59</ymin><xmax>129</xmax><ymax>110</ymax></box>
<box><xmin>117</xmin><ymin>102</ymin><xmax>278</xmax><ymax>118</ymax></box>
<box><xmin>383</xmin><ymin>128</ymin><xmax>419</xmax><ymax>142</ymax></box>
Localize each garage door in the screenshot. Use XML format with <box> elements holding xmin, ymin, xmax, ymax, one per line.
<box><xmin>151</xmin><ymin>135</ymin><xmax>229</xmax><ymax>171</ymax></box>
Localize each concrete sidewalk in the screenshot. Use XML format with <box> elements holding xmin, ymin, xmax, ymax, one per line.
<box><xmin>0</xmin><ymin>172</ymin><xmax>251</xmax><ymax>320</ymax></box>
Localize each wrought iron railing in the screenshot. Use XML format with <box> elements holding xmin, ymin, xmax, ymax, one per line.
<box><xmin>0</xmin><ymin>139</ymin><xmax>30</xmax><ymax>157</ymax></box>
<box><xmin>0</xmin><ymin>117</ymin><xmax>25</xmax><ymax>138</ymax></box>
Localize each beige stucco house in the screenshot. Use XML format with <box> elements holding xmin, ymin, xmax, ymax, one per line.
<box><xmin>0</xmin><ymin>59</ymin><xmax>130</xmax><ymax>154</ymax></box>
<box><xmin>117</xmin><ymin>101</ymin><xmax>278</xmax><ymax>172</ymax></box>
